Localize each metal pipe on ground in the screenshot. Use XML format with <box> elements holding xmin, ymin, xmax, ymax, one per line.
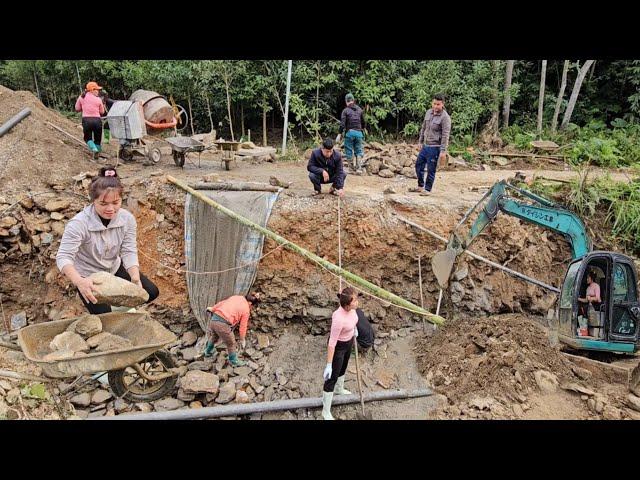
<box><xmin>0</xmin><ymin>108</ymin><xmax>31</xmax><ymax>138</ymax></box>
<box><xmin>396</xmin><ymin>215</ymin><xmax>560</xmax><ymax>294</ymax></box>
<box><xmin>101</xmin><ymin>388</ymin><xmax>433</xmax><ymax>420</ymax></box>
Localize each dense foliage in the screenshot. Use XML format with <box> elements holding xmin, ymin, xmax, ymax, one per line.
<box><xmin>2</xmin><ymin>60</ymin><xmax>638</xmax><ymax>151</ymax></box>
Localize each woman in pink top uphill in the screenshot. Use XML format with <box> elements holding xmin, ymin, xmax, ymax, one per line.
<box><xmin>321</xmin><ymin>287</ymin><xmax>359</xmax><ymax>420</ymax></box>
<box><xmin>75</xmin><ymin>81</ymin><xmax>105</xmax><ymax>153</ymax></box>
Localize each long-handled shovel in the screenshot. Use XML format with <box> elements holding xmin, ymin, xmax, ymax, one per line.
<box><xmin>353</xmin><ymin>339</ymin><xmax>372</xmax><ymax>419</ymax></box>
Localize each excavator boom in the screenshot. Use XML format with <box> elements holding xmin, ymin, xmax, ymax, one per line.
<box><xmin>432</xmin><ymin>180</ymin><xmax>592</xmax><ymax>288</ymax></box>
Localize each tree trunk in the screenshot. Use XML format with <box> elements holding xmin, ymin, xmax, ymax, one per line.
<box><xmin>560</xmin><ymin>60</ymin><xmax>595</xmax><ymax>130</ymax></box>
<box><xmin>551</xmin><ymin>60</ymin><xmax>569</xmax><ymax>133</ymax></box>
<box><xmin>502</xmin><ymin>60</ymin><xmax>515</xmax><ymax>128</ymax></box>
<box><xmin>33</xmin><ymin>65</ymin><xmax>41</xmax><ymax>101</ymax></box>
<box><xmin>537</xmin><ymin>60</ymin><xmax>547</xmax><ymax>136</ymax></box>
<box><xmin>588</xmin><ymin>60</ymin><xmax>597</xmax><ymax>82</ymax></box>
<box><xmin>263</xmin><ymin>103</ymin><xmax>267</xmax><ymax>147</ymax></box>
<box><xmin>314</xmin><ymin>61</ymin><xmax>320</xmax><ymax>142</ymax></box>
<box><xmin>204</xmin><ymin>94</ymin><xmax>214</xmax><ymax>133</ymax></box>
<box><xmin>75</xmin><ymin>62</ymin><xmax>82</xmax><ymax>95</ymax></box>
<box><xmin>490</xmin><ymin>60</ymin><xmax>500</xmax><ymax>135</ymax></box>
<box><xmin>187</xmin><ymin>92</ymin><xmax>195</xmax><ymax>136</ymax></box>
<box><xmin>224</xmin><ymin>74</ymin><xmax>235</xmax><ymax>142</ymax></box>
<box><xmin>241</xmin><ymin>103</ymin><xmax>245</xmax><ymax>138</ymax></box>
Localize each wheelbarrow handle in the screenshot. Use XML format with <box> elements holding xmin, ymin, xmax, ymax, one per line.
<box><xmin>0</xmin><ymin>339</ymin><xmax>21</xmax><ymax>351</ymax></box>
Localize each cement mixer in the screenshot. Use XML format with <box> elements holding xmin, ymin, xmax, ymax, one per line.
<box><xmin>107</xmin><ymin>90</ymin><xmax>186</xmax><ymax>165</ymax></box>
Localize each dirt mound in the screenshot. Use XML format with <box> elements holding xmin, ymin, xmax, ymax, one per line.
<box><xmin>415</xmin><ymin>314</ymin><xmax>638</xmax><ymax>419</ymax></box>
<box><xmin>0</xmin><ymin>85</ymin><xmax>96</xmax><ymax>199</ymax></box>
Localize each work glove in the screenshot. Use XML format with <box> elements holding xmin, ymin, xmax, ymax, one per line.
<box><xmin>323</xmin><ymin>363</ymin><xmax>332</xmax><ymax>381</ymax></box>
<box><xmin>353</xmin><ymin>326</ymin><xmax>359</xmax><ymax>338</ymax></box>
<box><xmin>240</xmin><ymin>338</ymin><xmax>247</xmax><ymax>350</ymax></box>
<box><xmin>335</xmin><ymin>134</ymin><xmax>342</xmax><ymax>143</ymax></box>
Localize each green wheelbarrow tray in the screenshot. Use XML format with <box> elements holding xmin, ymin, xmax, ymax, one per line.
<box><xmin>17</xmin><ymin>312</ymin><xmax>177</xmax><ymax>379</ymax></box>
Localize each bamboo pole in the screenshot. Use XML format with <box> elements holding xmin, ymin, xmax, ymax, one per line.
<box><xmin>167</xmin><ymin>176</ymin><xmax>445</xmax><ymax>325</ymax></box>
<box><xmin>0</xmin><ymin>369</ymin><xmax>52</xmax><ymax>383</ymax></box>
<box><xmin>448</xmin><ymin>149</ymin><xmax>566</xmax><ymax>160</ymax></box>
<box><xmin>190</xmin><ymin>182</ymin><xmax>280</xmax><ymax>192</ymax></box>
<box><xmin>46</xmin><ymin>121</ymin><xmax>86</xmax><ymax>147</ymax></box>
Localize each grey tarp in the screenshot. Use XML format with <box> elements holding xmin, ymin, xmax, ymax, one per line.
<box><xmin>185</xmin><ymin>190</ymin><xmax>280</xmax><ymax>330</ymax></box>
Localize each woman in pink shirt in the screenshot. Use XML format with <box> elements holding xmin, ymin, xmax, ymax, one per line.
<box><xmin>75</xmin><ymin>81</ymin><xmax>105</xmax><ymax>153</ymax></box>
<box><xmin>322</xmin><ymin>287</ymin><xmax>359</xmax><ymax>420</ymax></box>
<box><xmin>579</xmin><ymin>271</ymin><xmax>601</xmax><ymax>316</ymax></box>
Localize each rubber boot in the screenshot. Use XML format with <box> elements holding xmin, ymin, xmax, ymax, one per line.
<box><xmin>322</xmin><ymin>391</ymin><xmax>334</xmax><ymax>420</ymax></box>
<box><xmin>334</xmin><ymin>375</ymin><xmax>352</xmax><ymax>395</ymax></box>
<box><xmin>203</xmin><ymin>341</ymin><xmax>217</xmax><ymax>358</ymax></box>
<box><xmin>96</xmin><ymin>144</ymin><xmax>102</xmax><ymax>153</ymax></box>
<box><xmin>228</xmin><ymin>352</ymin><xmax>246</xmax><ymax>367</ymax></box>
<box><xmin>104</xmin><ymin>129</ymin><xmax>110</xmax><ymax>144</ymax></box>
<box><xmin>355</xmin><ymin>156</ymin><xmax>364</xmax><ymax>175</ymax></box>
<box><xmin>87</xmin><ymin>140</ymin><xmax>98</xmax><ymax>152</ymax></box>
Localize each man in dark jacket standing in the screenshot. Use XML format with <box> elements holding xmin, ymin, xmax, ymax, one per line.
<box><xmin>412</xmin><ymin>93</ymin><xmax>451</xmax><ymax>196</ymax></box>
<box><xmin>337</xmin><ymin>93</ymin><xmax>366</xmax><ymax>174</ymax></box>
<box><xmin>307</xmin><ymin>138</ymin><xmax>346</xmax><ymax>197</ymax></box>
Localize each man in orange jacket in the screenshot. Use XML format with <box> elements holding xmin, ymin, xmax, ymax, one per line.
<box><xmin>204</xmin><ymin>293</ymin><xmax>262</xmax><ymax>367</ymax></box>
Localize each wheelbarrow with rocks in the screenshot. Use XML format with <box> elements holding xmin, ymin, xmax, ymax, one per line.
<box><xmin>2</xmin><ymin>273</ymin><xmax>181</xmax><ymax>403</ymax></box>
<box><xmin>16</xmin><ymin>311</ymin><xmax>179</xmax><ymax>402</ymax></box>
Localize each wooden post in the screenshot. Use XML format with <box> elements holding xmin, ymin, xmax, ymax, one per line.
<box><xmin>263</xmin><ymin>103</ymin><xmax>268</xmax><ymax>147</ymax></box>
<box><xmin>537</xmin><ymin>60</ymin><xmax>547</xmax><ymax>137</ymax></box>
<box><xmin>167</xmin><ymin>176</ymin><xmax>445</xmax><ymax>325</ymax></box>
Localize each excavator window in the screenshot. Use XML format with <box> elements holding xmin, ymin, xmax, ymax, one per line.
<box><xmin>611</xmin><ymin>263</ymin><xmax>639</xmax><ymax>337</ymax></box>
<box><xmin>613</xmin><ymin>264</ymin><xmax>637</xmax><ymax>303</ymax></box>
<box><xmin>560</xmin><ymin>262</ymin><xmax>581</xmax><ymax>309</ymax></box>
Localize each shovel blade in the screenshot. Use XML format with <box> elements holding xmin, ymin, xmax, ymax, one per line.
<box><xmin>432</xmin><ymin>249</ymin><xmax>457</xmax><ymax>289</ymax></box>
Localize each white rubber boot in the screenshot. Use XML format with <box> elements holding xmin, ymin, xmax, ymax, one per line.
<box><xmin>334</xmin><ymin>375</ymin><xmax>352</xmax><ymax>395</ymax></box>
<box><xmin>322</xmin><ymin>391</ymin><xmax>335</xmax><ymax>420</ymax></box>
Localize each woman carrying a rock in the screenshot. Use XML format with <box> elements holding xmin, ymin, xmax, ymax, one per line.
<box><xmin>56</xmin><ymin>166</ymin><xmax>159</xmax><ymax>314</ymax></box>
<box><xmin>321</xmin><ymin>287</ymin><xmax>359</xmax><ymax>420</ymax></box>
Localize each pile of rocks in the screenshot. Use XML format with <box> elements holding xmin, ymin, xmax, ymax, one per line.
<box><xmin>44</xmin><ymin>315</ymin><xmax>132</xmax><ymax>361</ymax></box>
<box><xmin>0</xmin><ymin>175</ymin><xmax>92</xmax><ymax>262</ymax></box>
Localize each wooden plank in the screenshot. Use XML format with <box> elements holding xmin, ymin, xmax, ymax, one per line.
<box><xmin>236</xmin><ymin>147</ymin><xmax>277</xmax><ymax>157</ymax></box>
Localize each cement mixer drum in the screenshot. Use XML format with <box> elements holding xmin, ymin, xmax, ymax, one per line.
<box><xmin>129</xmin><ymin>90</ymin><xmax>176</xmax><ymax>130</ymax></box>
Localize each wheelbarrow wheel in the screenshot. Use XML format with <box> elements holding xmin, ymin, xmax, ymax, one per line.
<box><xmin>147</xmin><ymin>140</ymin><xmax>164</xmax><ymax>165</ymax></box>
<box><xmin>108</xmin><ymin>350</ymin><xmax>178</xmax><ymax>402</ymax></box>
<box><xmin>119</xmin><ymin>146</ymin><xmax>134</xmax><ymax>163</ymax></box>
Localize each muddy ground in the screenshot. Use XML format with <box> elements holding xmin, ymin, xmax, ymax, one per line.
<box><xmin>1</xmin><ymin>86</ymin><xmax>639</xmax><ymax>420</ymax></box>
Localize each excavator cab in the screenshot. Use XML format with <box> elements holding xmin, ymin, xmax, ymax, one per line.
<box><xmin>557</xmin><ymin>251</ymin><xmax>640</xmax><ymax>354</ymax></box>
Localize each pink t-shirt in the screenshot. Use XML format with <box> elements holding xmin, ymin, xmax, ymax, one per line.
<box><xmin>328</xmin><ymin>306</ymin><xmax>358</xmax><ymax>348</ymax></box>
<box><xmin>75</xmin><ymin>93</ymin><xmax>105</xmax><ymax>118</ymax></box>
<box><xmin>587</xmin><ymin>282</ymin><xmax>601</xmax><ymax>302</ymax></box>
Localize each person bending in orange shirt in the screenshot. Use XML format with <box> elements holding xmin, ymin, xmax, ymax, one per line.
<box><xmin>204</xmin><ymin>293</ymin><xmax>262</xmax><ymax>367</ymax></box>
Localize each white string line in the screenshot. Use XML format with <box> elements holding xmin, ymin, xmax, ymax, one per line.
<box><xmin>137</xmin><ymin>242</ymin><xmax>286</xmax><ymax>275</ymax></box>
<box><xmin>337</xmin><ymin>196</ymin><xmax>343</xmax><ymax>291</ymax></box>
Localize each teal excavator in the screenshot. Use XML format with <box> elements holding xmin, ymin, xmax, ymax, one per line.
<box><xmin>431</xmin><ymin>178</ymin><xmax>640</xmax><ymax>393</ymax></box>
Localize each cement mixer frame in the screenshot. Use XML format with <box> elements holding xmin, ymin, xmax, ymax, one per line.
<box><xmin>107</xmin><ymin>90</ymin><xmax>186</xmax><ymax>166</ymax></box>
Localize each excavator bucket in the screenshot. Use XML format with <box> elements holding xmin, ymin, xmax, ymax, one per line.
<box><xmin>432</xmin><ymin>248</ymin><xmax>458</xmax><ymax>289</ymax></box>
